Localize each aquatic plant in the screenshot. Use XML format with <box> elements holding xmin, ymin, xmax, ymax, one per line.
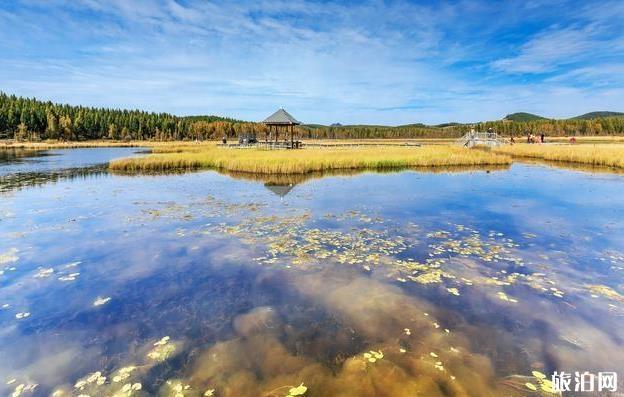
<box><xmin>494</xmin><ymin>143</ymin><xmax>624</xmax><ymax>168</ymax></box>
<box><xmin>109</xmin><ymin>145</ymin><xmax>512</xmax><ymax>174</ymax></box>
<box><xmin>93</xmin><ymin>296</ymin><xmax>112</xmax><ymax>306</ymax></box>
<box><xmin>148</xmin><ymin>336</ymin><xmax>176</xmax><ymax>361</ymax></box>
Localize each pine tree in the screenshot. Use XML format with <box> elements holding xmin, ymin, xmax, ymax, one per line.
<box><xmin>46</xmin><ymin>108</ymin><xmax>59</xmax><ymax>139</ymax></box>
<box><xmin>59</xmin><ymin>115</ymin><xmax>73</xmax><ymax>140</ymax></box>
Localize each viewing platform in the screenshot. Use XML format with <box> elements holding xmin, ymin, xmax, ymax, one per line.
<box><xmin>456</xmin><ymin>130</ymin><xmax>507</xmax><ymax>148</ymax></box>
<box><xmin>218</xmin><ymin>141</ymin><xmax>302</xmax><ymax>149</ymax></box>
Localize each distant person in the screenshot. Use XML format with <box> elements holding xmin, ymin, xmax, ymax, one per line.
<box><xmin>510</xmin><ymin>136</ymin><xmax>515</xmax><ymax>145</ymax></box>
<box><xmin>527</xmin><ymin>133</ymin><xmax>531</xmax><ymax>143</ymax></box>
<box><xmin>540</xmin><ymin>133</ymin><xmax>545</xmax><ymax>143</ymax></box>
<box><xmin>222</xmin><ymin>136</ymin><xmax>227</xmax><ymax>144</ymax></box>
<box><xmin>569</xmin><ymin>136</ymin><xmax>577</xmax><ymax>144</ymax></box>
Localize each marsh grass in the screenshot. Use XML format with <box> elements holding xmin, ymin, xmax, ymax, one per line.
<box><xmin>109</xmin><ymin>145</ymin><xmax>512</xmax><ymax>174</ymax></box>
<box><xmin>494</xmin><ymin>143</ymin><xmax>624</xmax><ymax>169</ymax></box>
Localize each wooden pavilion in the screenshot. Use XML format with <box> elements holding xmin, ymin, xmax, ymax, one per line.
<box><xmin>261</xmin><ymin>108</ymin><xmax>301</xmax><ymax>148</ymax></box>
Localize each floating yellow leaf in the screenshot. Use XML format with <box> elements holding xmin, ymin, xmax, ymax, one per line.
<box><xmin>288</xmin><ymin>383</ymin><xmax>307</xmax><ymax>396</ymax></box>
<box><xmin>93</xmin><ymin>297</ymin><xmax>111</xmax><ymax>307</ymax></box>
<box><xmin>447</xmin><ymin>287</ymin><xmax>460</xmax><ymax>296</ymax></box>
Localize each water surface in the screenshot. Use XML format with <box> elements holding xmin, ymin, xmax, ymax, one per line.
<box><xmin>1</xmin><ymin>148</ymin><xmax>623</xmax><ymax>396</ymax></box>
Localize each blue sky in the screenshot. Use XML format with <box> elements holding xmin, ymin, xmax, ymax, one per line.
<box><xmin>1</xmin><ymin>0</ymin><xmax>623</xmax><ymax>125</ymax></box>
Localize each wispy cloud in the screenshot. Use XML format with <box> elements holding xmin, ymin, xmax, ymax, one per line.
<box><xmin>0</xmin><ymin>0</ymin><xmax>623</xmax><ymax>124</ymax></box>
<box><xmin>491</xmin><ymin>24</ymin><xmax>618</xmax><ymax>74</ymax></box>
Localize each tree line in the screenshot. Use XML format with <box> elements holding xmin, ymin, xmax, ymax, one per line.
<box><xmin>1</xmin><ymin>92</ymin><xmax>623</xmax><ymax>141</ymax></box>
<box><xmin>0</xmin><ymin>92</ymin><xmax>256</xmax><ymax>141</ymax></box>
<box><xmin>303</xmin><ymin>118</ymin><xmax>624</xmax><ymax>139</ymax></box>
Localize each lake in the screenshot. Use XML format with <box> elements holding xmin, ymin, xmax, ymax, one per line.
<box><xmin>1</xmin><ymin>148</ymin><xmax>623</xmax><ymax>396</ymax></box>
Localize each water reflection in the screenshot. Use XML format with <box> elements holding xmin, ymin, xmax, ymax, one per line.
<box><xmin>264</xmin><ymin>183</ymin><xmax>295</xmax><ymax>197</ymax></box>
<box><xmin>0</xmin><ymin>165</ymin><xmax>107</xmax><ymax>193</ymax></box>
<box><xmin>0</xmin><ymin>148</ymin><xmax>49</xmax><ymax>164</ymax></box>
<box><xmin>519</xmin><ymin>158</ymin><xmax>624</xmax><ymax>175</ymax></box>
<box><xmin>0</xmin><ymin>149</ymin><xmax>623</xmax><ymax>396</ymax></box>
<box><xmin>0</xmin><ymin>147</ymin><xmax>145</xmax><ymax>193</ymax></box>
<box><xmin>214</xmin><ymin>165</ymin><xmax>511</xmax><ymax>197</ymax></box>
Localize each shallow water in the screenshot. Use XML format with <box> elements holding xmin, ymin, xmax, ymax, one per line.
<box><xmin>1</xmin><ymin>148</ymin><xmax>623</xmax><ymax>396</ymax></box>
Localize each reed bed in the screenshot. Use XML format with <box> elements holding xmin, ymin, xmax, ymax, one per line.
<box><xmin>546</xmin><ymin>136</ymin><xmax>624</xmax><ymax>144</ymax></box>
<box><xmin>109</xmin><ymin>145</ymin><xmax>511</xmax><ymax>174</ymax></box>
<box><xmin>493</xmin><ymin>143</ymin><xmax>624</xmax><ymax>168</ymax></box>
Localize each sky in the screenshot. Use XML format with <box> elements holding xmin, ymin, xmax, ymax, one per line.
<box><xmin>0</xmin><ymin>0</ymin><xmax>623</xmax><ymax>125</ymax></box>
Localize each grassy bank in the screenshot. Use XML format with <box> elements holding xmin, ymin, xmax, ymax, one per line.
<box><xmin>109</xmin><ymin>145</ymin><xmax>512</xmax><ymax>174</ymax></box>
<box><xmin>493</xmin><ymin>144</ymin><xmax>624</xmax><ymax>168</ymax></box>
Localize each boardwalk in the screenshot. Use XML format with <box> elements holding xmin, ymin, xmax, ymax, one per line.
<box><xmin>218</xmin><ymin>141</ymin><xmax>422</xmax><ymax>149</ymax></box>
<box><xmin>456</xmin><ymin>131</ymin><xmax>507</xmax><ymax>148</ymax></box>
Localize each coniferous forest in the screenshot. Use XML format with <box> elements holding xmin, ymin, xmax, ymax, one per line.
<box><xmin>0</xmin><ymin>92</ymin><xmax>259</xmax><ymax>141</ymax></box>
<box><xmin>1</xmin><ymin>92</ymin><xmax>624</xmax><ymax>141</ymax></box>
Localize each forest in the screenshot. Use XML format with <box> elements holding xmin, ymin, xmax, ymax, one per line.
<box><xmin>0</xmin><ymin>92</ymin><xmax>257</xmax><ymax>141</ymax></box>
<box><xmin>2</xmin><ymin>92</ymin><xmax>624</xmax><ymax>141</ymax></box>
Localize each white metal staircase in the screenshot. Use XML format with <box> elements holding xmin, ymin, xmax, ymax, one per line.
<box><xmin>456</xmin><ymin>131</ymin><xmax>507</xmax><ymax>148</ymax></box>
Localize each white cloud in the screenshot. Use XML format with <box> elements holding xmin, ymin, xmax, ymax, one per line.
<box><xmin>491</xmin><ymin>24</ymin><xmax>606</xmax><ymax>73</ymax></box>
<box><xmin>1</xmin><ymin>0</ymin><xmax>623</xmax><ymax>124</ymax></box>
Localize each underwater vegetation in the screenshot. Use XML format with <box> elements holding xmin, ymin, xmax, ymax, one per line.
<box><xmin>20</xmin><ymin>195</ymin><xmax>611</xmax><ymax>397</ymax></box>
<box><xmin>2</xmin><ymin>149</ymin><xmax>624</xmax><ymax>396</ymax></box>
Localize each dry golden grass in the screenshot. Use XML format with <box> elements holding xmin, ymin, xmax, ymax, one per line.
<box><xmin>545</xmin><ymin>136</ymin><xmax>624</xmax><ymax>144</ymax></box>
<box><xmin>109</xmin><ymin>145</ymin><xmax>511</xmax><ymax>174</ymax></box>
<box><xmin>493</xmin><ymin>143</ymin><xmax>624</xmax><ymax>168</ymax></box>
<box><xmin>300</xmin><ymin>138</ymin><xmax>456</xmax><ymax>146</ymax></box>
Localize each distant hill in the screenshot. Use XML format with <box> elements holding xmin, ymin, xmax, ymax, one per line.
<box><xmin>330</xmin><ymin>123</ymin><xmax>343</xmax><ymax>127</ymax></box>
<box><xmin>503</xmin><ymin>112</ymin><xmax>546</xmax><ymax>122</ymax></box>
<box><xmin>435</xmin><ymin>122</ymin><xmax>463</xmax><ymax>128</ymax></box>
<box><xmin>183</xmin><ymin>115</ymin><xmax>243</xmax><ymax>123</ymax></box>
<box><xmin>396</xmin><ymin>123</ymin><xmax>430</xmax><ymax>128</ymax></box>
<box><xmin>571</xmin><ymin>111</ymin><xmax>624</xmax><ymax>120</ymax></box>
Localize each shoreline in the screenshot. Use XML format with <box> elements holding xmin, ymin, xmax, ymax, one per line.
<box><xmin>3</xmin><ymin>135</ymin><xmax>624</xmax><ymax>149</ymax></box>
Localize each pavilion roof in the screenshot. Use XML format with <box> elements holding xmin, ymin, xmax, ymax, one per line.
<box><xmin>261</xmin><ymin>108</ymin><xmax>301</xmax><ymax>125</ymax></box>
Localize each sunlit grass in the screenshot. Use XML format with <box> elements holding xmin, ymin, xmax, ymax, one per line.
<box><xmin>493</xmin><ymin>143</ymin><xmax>624</xmax><ymax>168</ymax></box>
<box><xmin>109</xmin><ymin>145</ymin><xmax>512</xmax><ymax>174</ymax></box>
<box><xmin>546</xmin><ymin>136</ymin><xmax>624</xmax><ymax>144</ymax></box>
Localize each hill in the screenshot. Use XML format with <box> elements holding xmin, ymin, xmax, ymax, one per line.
<box><xmin>572</xmin><ymin>111</ymin><xmax>624</xmax><ymax>120</ymax></box>
<box><xmin>503</xmin><ymin>112</ymin><xmax>546</xmax><ymax>122</ymax></box>
<box><xmin>183</xmin><ymin>115</ymin><xmax>243</xmax><ymax>123</ymax></box>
